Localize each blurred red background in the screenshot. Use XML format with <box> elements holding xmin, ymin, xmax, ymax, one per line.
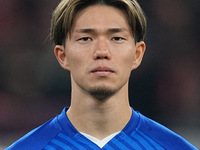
<box><xmin>0</xmin><ymin>0</ymin><xmax>200</xmax><ymax>148</ymax></box>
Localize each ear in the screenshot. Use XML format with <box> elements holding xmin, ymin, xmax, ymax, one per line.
<box><xmin>54</xmin><ymin>45</ymin><xmax>70</xmax><ymax>71</ymax></box>
<box><xmin>131</xmin><ymin>41</ymin><xmax>146</xmax><ymax>70</ymax></box>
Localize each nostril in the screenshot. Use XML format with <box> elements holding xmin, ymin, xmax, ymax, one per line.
<box><xmin>96</xmin><ymin>56</ymin><xmax>108</xmax><ymax>59</ymax></box>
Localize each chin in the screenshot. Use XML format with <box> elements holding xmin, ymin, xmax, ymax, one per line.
<box><xmin>88</xmin><ymin>86</ymin><xmax>117</xmax><ymax>101</ymax></box>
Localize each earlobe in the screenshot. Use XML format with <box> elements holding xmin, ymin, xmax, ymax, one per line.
<box><xmin>54</xmin><ymin>45</ymin><xmax>70</xmax><ymax>71</ymax></box>
<box><xmin>131</xmin><ymin>41</ymin><xmax>146</xmax><ymax>70</ymax></box>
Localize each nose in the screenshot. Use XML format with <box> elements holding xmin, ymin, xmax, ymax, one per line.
<box><xmin>93</xmin><ymin>38</ymin><xmax>111</xmax><ymax>60</ymax></box>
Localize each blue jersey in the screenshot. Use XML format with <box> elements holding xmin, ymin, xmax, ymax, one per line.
<box><xmin>6</xmin><ymin>107</ymin><xmax>197</xmax><ymax>150</ymax></box>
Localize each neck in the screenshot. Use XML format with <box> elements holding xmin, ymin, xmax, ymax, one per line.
<box><xmin>67</xmin><ymin>83</ymin><xmax>132</xmax><ymax>140</ymax></box>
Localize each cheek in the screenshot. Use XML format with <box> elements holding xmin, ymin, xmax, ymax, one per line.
<box><xmin>66</xmin><ymin>48</ymin><xmax>90</xmax><ymax>73</ymax></box>
<box><xmin>68</xmin><ymin>57</ymin><xmax>81</xmax><ymax>72</ymax></box>
<box><xmin>66</xmin><ymin>44</ymin><xmax>81</xmax><ymax>64</ymax></box>
<box><xmin>126</xmin><ymin>45</ymin><xmax>136</xmax><ymax>68</ymax></box>
<box><xmin>117</xmin><ymin>48</ymin><xmax>136</xmax><ymax>69</ymax></box>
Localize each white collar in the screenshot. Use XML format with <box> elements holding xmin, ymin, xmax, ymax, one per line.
<box><xmin>81</xmin><ymin>131</ymin><xmax>120</xmax><ymax>148</ymax></box>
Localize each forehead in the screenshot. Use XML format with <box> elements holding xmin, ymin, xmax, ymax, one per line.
<box><xmin>71</xmin><ymin>5</ymin><xmax>130</xmax><ymax>33</ymax></box>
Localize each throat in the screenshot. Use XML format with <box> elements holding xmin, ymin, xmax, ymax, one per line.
<box><xmin>67</xmin><ymin>94</ymin><xmax>132</xmax><ymax>141</ymax></box>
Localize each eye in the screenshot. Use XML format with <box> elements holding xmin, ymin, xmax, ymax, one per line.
<box><xmin>112</xmin><ymin>37</ymin><xmax>125</xmax><ymax>42</ymax></box>
<box><xmin>78</xmin><ymin>37</ymin><xmax>92</xmax><ymax>42</ymax></box>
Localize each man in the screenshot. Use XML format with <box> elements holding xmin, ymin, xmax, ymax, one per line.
<box><xmin>6</xmin><ymin>0</ymin><xmax>197</xmax><ymax>149</ymax></box>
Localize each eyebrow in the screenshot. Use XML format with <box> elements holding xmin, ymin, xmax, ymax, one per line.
<box><xmin>74</xmin><ymin>27</ymin><xmax>128</xmax><ymax>34</ymax></box>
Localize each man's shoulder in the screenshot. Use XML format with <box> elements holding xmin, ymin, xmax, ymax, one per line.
<box><xmin>5</xmin><ymin>116</ymin><xmax>61</xmax><ymax>150</ymax></box>
<box><xmin>137</xmin><ymin>112</ymin><xmax>197</xmax><ymax>149</ymax></box>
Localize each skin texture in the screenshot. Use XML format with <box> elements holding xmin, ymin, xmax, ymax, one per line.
<box><xmin>54</xmin><ymin>5</ymin><xmax>146</xmax><ymax>140</ymax></box>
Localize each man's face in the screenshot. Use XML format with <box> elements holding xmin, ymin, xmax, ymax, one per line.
<box><xmin>56</xmin><ymin>5</ymin><xmax>145</xmax><ymax>100</ymax></box>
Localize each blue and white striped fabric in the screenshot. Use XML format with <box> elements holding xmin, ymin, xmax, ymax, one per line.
<box><xmin>6</xmin><ymin>107</ymin><xmax>197</xmax><ymax>150</ymax></box>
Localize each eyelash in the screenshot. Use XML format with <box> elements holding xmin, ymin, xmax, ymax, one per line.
<box><xmin>78</xmin><ymin>37</ymin><xmax>92</xmax><ymax>42</ymax></box>
<box><xmin>112</xmin><ymin>37</ymin><xmax>125</xmax><ymax>41</ymax></box>
<box><xmin>77</xmin><ymin>37</ymin><xmax>125</xmax><ymax>42</ymax></box>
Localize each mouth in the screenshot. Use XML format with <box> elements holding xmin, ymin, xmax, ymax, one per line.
<box><xmin>91</xmin><ymin>66</ymin><xmax>114</xmax><ymax>76</ymax></box>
